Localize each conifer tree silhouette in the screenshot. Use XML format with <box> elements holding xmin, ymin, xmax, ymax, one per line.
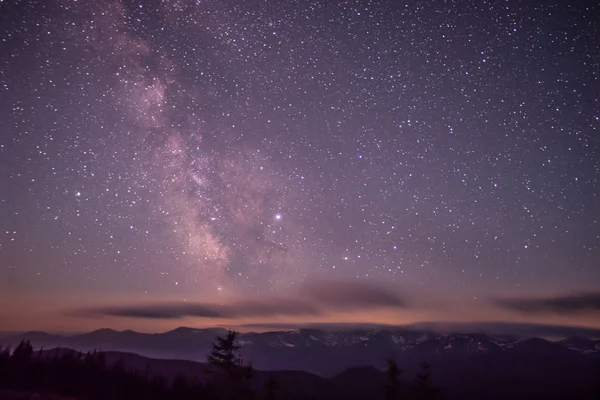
<box><xmin>208</xmin><ymin>329</ymin><xmax>242</xmax><ymax>368</ymax></box>
<box><xmin>413</xmin><ymin>362</ymin><xmax>441</xmax><ymax>400</ymax></box>
<box><xmin>384</xmin><ymin>358</ymin><xmax>404</xmax><ymax>400</ymax></box>
<box><xmin>207</xmin><ymin>329</ymin><xmax>254</xmax><ymax>399</ymax></box>
<box><xmin>261</xmin><ymin>373</ymin><xmax>277</xmax><ymax>400</ymax></box>
<box><xmin>12</xmin><ymin>339</ymin><xmax>33</xmax><ymax>362</ymax></box>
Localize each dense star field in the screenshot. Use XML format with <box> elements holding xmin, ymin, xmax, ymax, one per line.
<box><xmin>0</xmin><ymin>0</ymin><xmax>598</xmax><ymax>331</ymax></box>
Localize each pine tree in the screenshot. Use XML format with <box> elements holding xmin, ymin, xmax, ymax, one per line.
<box><xmin>12</xmin><ymin>339</ymin><xmax>33</xmax><ymax>362</ymax></box>
<box><xmin>413</xmin><ymin>362</ymin><xmax>441</xmax><ymax>400</ymax></box>
<box><xmin>261</xmin><ymin>373</ymin><xmax>277</xmax><ymax>400</ymax></box>
<box><xmin>207</xmin><ymin>329</ymin><xmax>255</xmax><ymax>399</ymax></box>
<box><xmin>384</xmin><ymin>358</ymin><xmax>404</xmax><ymax>400</ymax></box>
<box><xmin>207</xmin><ymin>329</ymin><xmax>242</xmax><ymax>373</ymax></box>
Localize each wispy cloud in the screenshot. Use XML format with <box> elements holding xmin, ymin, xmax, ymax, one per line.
<box><xmin>495</xmin><ymin>292</ymin><xmax>600</xmax><ymax>315</ymax></box>
<box><xmin>74</xmin><ymin>280</ymin><xmax>408</xmax><ymax>320</ymax></box>
<box><xmin>78</xmin><ymin>299</ymin><xmax>319</xmax><ymax>320</ymax></box>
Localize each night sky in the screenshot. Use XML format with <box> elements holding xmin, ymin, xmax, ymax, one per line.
<box><xmin>1</xmin><ymin>0</ymin><xmax>599</xmax><ymax>332</ymax></box>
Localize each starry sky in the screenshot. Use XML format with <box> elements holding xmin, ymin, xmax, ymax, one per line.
<box><xmin>1</xmin><ymin>0</ymin><xmax>599</xmax><ymax>333</ymax></box>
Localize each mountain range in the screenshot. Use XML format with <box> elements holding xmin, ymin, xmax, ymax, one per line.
<box><xmin>1</xmin><ymin>326</ymin><xmax>599</xmax><ymax>376</ymax></box>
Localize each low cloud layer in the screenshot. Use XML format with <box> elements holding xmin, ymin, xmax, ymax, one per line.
<box><xmin>496</xmin><ymin>292</ymin><xmax>600</xmax><ymax>315</ymax></box>
<box><xmin>75</xmin><ymin>280</ymin><xmax>406</xmax><ymax>320</ymax></box>
<box><xmin>74</xmin><ymin>283</ymin><xmax>600</xmax><ymax>326</ymax></box>
<box><xmin>80</xmin><ymin>299</ymin><xmax>319</xmax><ymax>320</ymax></box>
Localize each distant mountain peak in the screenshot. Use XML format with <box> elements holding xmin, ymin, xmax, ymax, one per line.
<box><xmin>90</xmin><ymin>328</ymin><xmax>118</xmax><ymax>334</ymax></box>
<box><xmin>166</xmin><ymin>326</ymin><xmax>227</xmax><ymax>335</ymax></box>
<box><xmin>169</xmin><ymin>326</ymin><xmax>198</xmax><ymax>333</ymax></box>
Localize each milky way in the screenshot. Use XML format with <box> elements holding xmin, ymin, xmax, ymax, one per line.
<box><xmin>1</xmin><ymin>0</ymin><xmax>599</xmax><ymax>309</ymax></box>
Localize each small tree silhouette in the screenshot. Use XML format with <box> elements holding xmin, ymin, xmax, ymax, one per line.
<box><xmin>207</xmin><ymin>329</ymin><xmax>242</xmax><ymax>372</ymax></box>
<box><xmin>384</xmin><ymin>358</ymin><xmax>404</xmax><ymax>400</ymax></box>
<box><xmin>413</xmin><ymin>362</ymin><xmax>441</xmax><ymax>400</ymax></box>
<box><xmin>207</xmin><ymin>329</ymin><xmax>255</xmax><ymax>399</ymax></box>
<box><xmin>12</xmin><ymin>339</ymin><xmax>33</xmax><ymax>362</ymax></box>
<box><xmin>260</xmin><ymin>373</ymin><xmax>277</xmax><ymax>400</ymax></box>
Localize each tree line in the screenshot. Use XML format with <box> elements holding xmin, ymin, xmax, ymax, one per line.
<box><xmin>0</xmin><ymin>330</ymin><xmax>442</xmax><ymax>400</ymax></box>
